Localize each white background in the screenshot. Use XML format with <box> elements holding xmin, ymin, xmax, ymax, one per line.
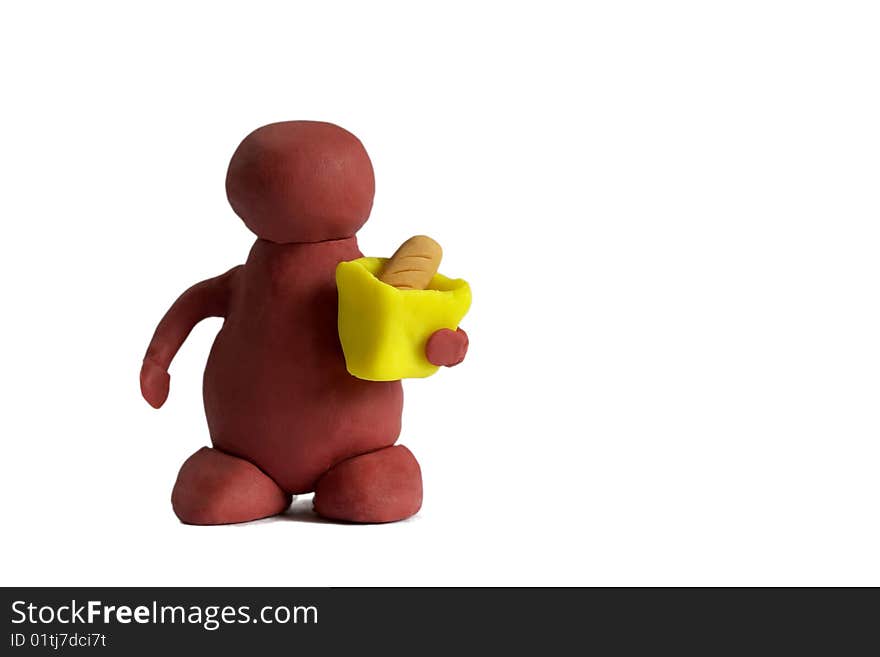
<box><xmin>1</xmin><ymin>1</ymin><xmax>878</xmax><ymax>586</ymax></box>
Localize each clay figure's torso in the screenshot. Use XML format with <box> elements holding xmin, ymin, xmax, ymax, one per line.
<box><xmin>203</xmin><ymin>237</ymin><xmax>403</xmax><ymax>493</ymax></box>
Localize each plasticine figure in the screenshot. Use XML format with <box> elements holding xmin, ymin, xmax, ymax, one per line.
<box><xmin>140</xmin><ymin>121</ymin><xmax>469</xmax><ymax>524</ymax></box>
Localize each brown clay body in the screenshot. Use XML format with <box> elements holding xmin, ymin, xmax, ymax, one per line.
<box><xmin>204</xmin><ymin>236</ymin><xmax>403</xmax><ymax>494</ymax></box>
<box><xmin>141</xmin><ymin>121</ymin><xmax>468</xmax><ymax>525</ymax></box>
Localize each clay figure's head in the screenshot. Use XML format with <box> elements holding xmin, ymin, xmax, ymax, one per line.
<box><xmin>226</xmin><ymin>121</ymin><xmax>375</xmax><ymax>243</ymax></box>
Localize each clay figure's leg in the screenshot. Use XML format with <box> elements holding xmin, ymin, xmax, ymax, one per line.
<box><xmin>171</xmin><ymin>447</ymin><xmax>291</xmax><ymax>525</ymax></box>
<box><xmin>313</xmin><ymin>445</ymin><xmax>423</xmax><ymax>523</ymax></box>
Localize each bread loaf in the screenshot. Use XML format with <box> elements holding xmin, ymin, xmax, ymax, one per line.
<box><xmin>378</xmin><ymin>235</ymin><xmax>443</xmax><ymax>290</ymax></box>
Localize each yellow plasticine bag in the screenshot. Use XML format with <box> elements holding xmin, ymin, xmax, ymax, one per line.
<box><xmin>336</xmin><ymin>257</ymin><xmax>472</xmax><ymax>381</ymax></box>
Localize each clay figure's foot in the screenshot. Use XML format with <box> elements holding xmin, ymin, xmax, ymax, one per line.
<box><xmin>171</xmin><ymin>447</ymin><xmax>291</xmax><ymax>525</ymax></box>
<box><xmin>313</xmin><ymin>445</ymin><xmax>422</xmax><ymax>523</ymax></box>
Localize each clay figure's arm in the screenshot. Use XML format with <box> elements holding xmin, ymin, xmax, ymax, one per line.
<box><xmin>425</xmin><ymin>328</ymin><xmax>469</xmax><ymax>368</ymax></box>
<box><xmin>140</xmin><ymin>266</ymin><xmax>241</xmax><ymax>408</ymax></box>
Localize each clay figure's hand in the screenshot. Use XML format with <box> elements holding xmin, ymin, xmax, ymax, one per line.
<box><xmin>140</xmin><ymin>357</ymin><xmax>170</xmax><ymax>409</ymax></box>
<box><xmin>425</xmin><ymin>328</ymin><xmax>469</xmax><ymax>367</ymax></box>
<box><xmin>140</xmin><ymin>267</ymin><xmax>240</xmax><ymax>411</ymax></box>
